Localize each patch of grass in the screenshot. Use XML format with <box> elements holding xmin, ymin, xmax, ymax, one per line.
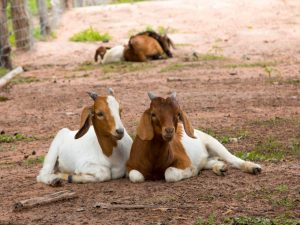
<box><xmin>195</xmin><ymin>214</ymin><xmax>215</xmax><ymax>225</ymax></box>
<box><xmin>70</xmin><ymin>27</ymin><xmax>112</xmax><ymax>42</ymax></box>
<box><xmin>160</xmin><ymin>62</ymin><xmax>207</xmax><ymax>73</ymax></box>
<box><xmin>0</xmin><ymin>96</ymin><xmax>9</xmax><ymax>102</ymax></box>
<box><xmin>0</xmin><ymin>67</ymin><xmax>9</xmax><ymax>77</ymax></box>
<box><xmin>225</xmin><ymin>61</ymin><xmax>276</xmax><ymax>69</ymax></box>
<box><xmin>222</xmin><ymin>216</ymin><xmax>300</xmax><ymax>225</ymax></box>
<box><xmin>0</xmin><ymin>133</ymin><xmax>32</xmax><ymax>143</ymax></box>
<box><xmin>235</xmin><ymin>137</ymin><xmax>285</xmax><ymax>161</ymax></box>
<box><xmin>250</xmin><ymin>116</ymin><xmax>290</xmax><ymax>126</ymax></box>
<box><xmin>275</xmin><ymin>184</ymin><xmax>289</xmax><ymax>192</ymax></box>
<box><xmin>273</xmin><ymin>197</ymin><xmax>294</xmax><ymax>208</ymax></box>
<box><xmin>24</xmin><ymin>156</ymin><xmax>44</xmax><ymax>166</ymax></box>
<box><xmin>77</xmin><ymin>63</ymin><xmax>99</xmax><ymax>71</ymax></box>
<box><xmin>33</xmin><ymin>27</ymin><xmax>57</xmax><ymax>41</ymax></box>
<box><xmin>11</xmin><ymin>75</ymin><xmax>40</xmax><ymax>85</ymax></box>
<box><xmin>102</xmin><ymin>61</ymin><xmax>152</xmax><ymax>74</ymax></box>
<box><xmin>198</xmin><ymin>54</ymin><xmax>227</xmax><ymax>61</ymax></box>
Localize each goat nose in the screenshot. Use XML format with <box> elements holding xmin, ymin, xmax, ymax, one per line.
<box><xmin>116</xmin><ymin>128</ymin><xmax>124</xmax><ymax>135</ymax></box>
<box><xmin>165</xmin><ymin>128</ymin><xmax>174</xmax><ymax>134</ymax></box>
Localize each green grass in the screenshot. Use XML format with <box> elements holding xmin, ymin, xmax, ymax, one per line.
<box><xmin>194</xmin><ymin>215</ymin><xmax>300</xmax><ymax>225</ymax></box>
<box><xmin>0</xmin><ymin>133</ymin><xmax>32</xmax><ymax>143</ymax></box>
<box><xmin>10</xmin><ymin>76</ymin><xmax>40</xmax><ymax>85</ymax></box>
<box><xmin>275</xmin><ymin>184</ymin><xmax>289</xmax><ymax>192</ymax></box>
<box><xmin>0</xmin><ymin>67</ymin><xmax>9</xmax><ymax>77</ymax></box>
<box><xmin>24</xmin><ymin>156</ymin><xmax>44</xmax><ymax>166</ymax></box>
<box><xmin>235</xmin><ymin>137</ymin><xmax>285</xmax><ymax>161</ymax></box>
<box><xmin>33</xmin><ymin>27</ymin><xmax>57</xmax><ymax>41</ymax></box>
<box><xmin>70</xmin><ymin>27</ymin><xmax>112</xmax><ymax>42</ymax></box>
<box><xmin>160</xmin><ymin>63</ymin><xmax>185</xmax><ymax>72</ymax></box>
<box><xmin>197</xmin><ymin>54</ymin><xmax>227</xmax><ymax>61</ymax></box>
<box><xmin>27</xmin><ymin>0</ymin><xmax>51</xmax><ymax>15</ymax></box>
<box><xmin>101</xmin><ymin>61</ymin><xmax>152</xmax><ymax>74</ymax></box>
<box><xmin>225</xmin><ymin>61</ymin><xmax>276</xmax><ymax>69</ymax></box>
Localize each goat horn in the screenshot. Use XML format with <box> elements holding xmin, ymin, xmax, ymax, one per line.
<box><xmin>148</xmin><ymin>92</ymin><xmax>157</xmax><ymax>100</ymax></box>
<box><xmin>170</xmin><ymin>91</ymin><xmax>177</xmax><ymax>99</ymax></box>
<box><xmin>108</xmin><ymin>88</ymin><xmax>114</xmax><ymax>96</ymax></box>
<box><xmin>87</xmin><ymin>92</ymin><xmax>98</xmax><ymax>101</ymax></box>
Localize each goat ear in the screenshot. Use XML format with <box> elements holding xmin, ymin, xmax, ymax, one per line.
<box><xmin>75</xmin><ymin>106</ymin><xmax>93</xmax><ymax>139</ymax></box>
<box><xmin>168</xmin><ymin>37</ymin><xmax>176</xmax><ymax>49</ymax></box>
<box><xmin>180</xmin><ymin>111</ymin><xmax>195</xmax><ymax>138</ymax></box>
<box><xmin>136</xmin><ymin>109</ymin><xmax>153</xmax><ymax>141</ymax></box>
<box><xmin>94</xmin><ymin>49</ymin><xmax>99</xmax><ymax>62</ymax></box>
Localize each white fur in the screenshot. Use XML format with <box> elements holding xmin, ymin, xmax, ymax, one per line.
<box><xmin>170</xmin><ymin>124</ymin><xmax>262</xmax><ymax>181</ymax></box>
<box><xmin>101</xmin><ymin>45</ymin><xmax>124</xmax><ymax>64</ymax></box>
<box><xmin>128</xmin><ymin>170</ymin><xmax>145</xmax><ymax>183</ymax></box>
<box><xmin>37</xmin><ymin>97</ymin><xmax>132</xmax><ymax>185</ymax></box>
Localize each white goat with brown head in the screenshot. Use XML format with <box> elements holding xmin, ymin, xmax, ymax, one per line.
<box><xmin>37</xmin><ymin>89</ymin><xmax>132</xmax><ymax>185</ymax></box>
<box><xmin>126</xmin><ymin>92</ymin><xmax>261</xmax><ymax>182</ymax></box>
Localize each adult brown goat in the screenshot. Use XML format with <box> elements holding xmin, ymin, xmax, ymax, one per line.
<box><xmin>126</xmin><ymin>92</ymin><xmax>262</xmax><ymax>182</ymax></box>
<box><xmin>124</xmin><ymin>31</ymin><xmax>175</xmax><ymax>62</ymax></box>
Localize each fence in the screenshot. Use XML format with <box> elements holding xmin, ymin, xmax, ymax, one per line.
<box><xmin>0</xmin><ymin>0</ymin><xmax>113</xmax><ymax>71</ymax></box>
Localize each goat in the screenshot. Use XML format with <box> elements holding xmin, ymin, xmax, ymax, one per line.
<box><xmin>94</xmin><ymin>45</ymin><xmax>125</xmax><ymax>64</ymax></box>
<box><xmin>126</xmin><ymin>92</ymin><xmax>262</xmax><ymax>182</ymax></box>
<box><xmin>124</xmin><ymin>31</ymin><xmax>175</xmax><ymax>62</ymax></box>
<box><xmin>37</xmin><ymin>89</ymin><xmax>132</xmax><ymax>185</ymax></box>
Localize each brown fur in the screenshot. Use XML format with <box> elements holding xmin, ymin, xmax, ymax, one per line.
<box><xmin>124</xmin><ymin>35</ymin><xmax>165</xmax><ymax>62</ymax></box>
<box><xmin>75</xmin><ymin>96</ymin><xmax>118</xmax><ymax>157</ymax></box>
<box><xmin>94</xmin><ymin>46</ymin><xmax>111</xmax><ymax>62</ymax></box>
<box><xmin>126</xmin><ymin>96</ymin><xmax>195</xmax><ymax>180</ymax></box>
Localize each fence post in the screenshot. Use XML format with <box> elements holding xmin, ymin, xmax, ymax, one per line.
<box><xmin>37</xmin><ymin>0</ymin><xmax>50</xmax><ymax>36</ymax></box>
<box><xmin>0</xmin><ymin>0</ymin><xmax>12</xmax><ymax>69</ymax></box>
<box><xmin>10</xmin><ymin>0</ymin><xmax>32</xmax><ymax>51</ymax></box>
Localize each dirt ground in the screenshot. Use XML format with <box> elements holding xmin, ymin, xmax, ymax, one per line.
<box><xmin>0</xmin><ymin>0</ymin><xmax>300</xmax><ymax>224</ymax></box>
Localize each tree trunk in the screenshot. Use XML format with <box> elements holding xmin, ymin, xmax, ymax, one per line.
<box><xmin>75</xmin><ymin>0</ymin><xmax>84</xmax><ymax>7</ymax></box>
<box><xmin>64</xmin><ymin>0</ymin><xmax>73</xmax><ymax>10</ymax></box>
<box><xmin>0</xmin><ymin>0</ymin><xmax>12</xmax><ymax>69</ymax></box>
<box><xmin>10</xmin><ymin>0</ymin><xmax>32</xmax><ymax>51</ymax></box>
<box><xmin>37</xmin><ymin>0</ymin><xmax>50</xmax><ymax>36</ymax></box>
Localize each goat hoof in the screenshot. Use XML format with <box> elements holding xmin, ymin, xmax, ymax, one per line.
<box><xmin>50</xmin><ymin>178</ymin><xmax>63</xmax><ymax>187</ymax></box>
<box><xmin>252</xmin><ymin>167</ymin><xmax>262</xmax><ymax>175</ymax></box>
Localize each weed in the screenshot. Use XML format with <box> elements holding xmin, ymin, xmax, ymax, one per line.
<box><xmin>0</xmin><ymin>133</ymin><xmax>32</xmax><ymax>143</ymax></box>
<box><xmin>102</xmin><ymin>61</ymin><xmax>151</xmax><ymax>74</ymax></box>
<box><xmin>70</xmin><ymin>27</ymin><xmax>112</xmax><ymax>42</ymax></box>
<box><xmin>275</xmin><ymin>184</ymin><xmax>289</xmax><ymax>192</ymax></box>
<box><xmin>11</xmin><ymin>75</ymin><xmax>40</xmax><ymax>85</ymax></box>
<box><xmin>24</xmin><ymin>156</ymin><xmax>44</xmax><ymax>166</ymax></box>
<box><xmin>225</xmin><ymin>61</ymin><xmax>276</xmax><ymax>69</ymax></box>
<box><xmin>195</xmin><ymin>214</ymin><xmax>215</xmax><ymax>225</ymax></box>
<box><xmin>235</xmin><ymin>137</ymin><xmax>284</xmax><ymax>161</ymax></box>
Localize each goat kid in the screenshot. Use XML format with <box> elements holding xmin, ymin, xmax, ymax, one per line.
<box><xmin>126</xmin><ymin>92</ymin><xmax>261</xmax><ymax>183</ymax></box>
<box><xmin>37</xmin><ymin>89</ymin><xmax>132</xmax><ymax>185</ymax></box>
<box><xmin>94</xmin><ymin>45</ymin><xmax>125</xmax><ymax>64</ymax></box>
<box><xmin>124</xmin><ymin>31</ymin><xmax>175</xmax><ymax>62</ymax></box>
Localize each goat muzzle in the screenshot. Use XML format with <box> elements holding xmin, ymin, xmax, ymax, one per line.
<box><xmin>162</xmin><ymin>127</ymin><xmax>174</xmax><ymax>142</ymax></box>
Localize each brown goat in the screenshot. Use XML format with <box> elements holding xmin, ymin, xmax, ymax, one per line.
<box><xmin>124</xmin><ymin>31</ymin><xmax>175</xmax><ymax>62</ymax></box>
<box><xmin>126</xmin><ymin>92</ymin><xmax>262</xmax><ymax>183</ymax></box>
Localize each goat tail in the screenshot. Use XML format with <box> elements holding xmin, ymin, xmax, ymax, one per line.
<box><xmin>36</xmin><ymin>129</ymin><xmax>66</xmax><ymax>185</ymax></box>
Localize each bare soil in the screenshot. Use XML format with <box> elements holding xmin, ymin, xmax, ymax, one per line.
<box><xmin>0</xmin><ymin>0</ymin><xmax>300</xmax><ymax>224</ymax></box>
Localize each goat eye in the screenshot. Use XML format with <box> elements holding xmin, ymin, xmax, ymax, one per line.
<box><xmin>97</xmin><ymin>112</ymin><xmax>104</xmax><ymax>117</ymax></box>
<box><xmin>177</xmin><ymin>112</ymin><xmax>181</xmax><ymax>118</ymax></box>
<box><xmin>151</xmin><ymin>113</ymin><xmax>156</xmax><ymax>119</ymax></box>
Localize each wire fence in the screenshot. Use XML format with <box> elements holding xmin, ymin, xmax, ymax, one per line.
<box><xmin>0</xmin><ymin>0</ymin><xmax>113</xmax><ymax>71</ymax></box>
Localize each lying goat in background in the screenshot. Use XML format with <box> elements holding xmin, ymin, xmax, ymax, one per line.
<box><xmin>37</xmin><ymin>89</ymin><xmax>132</xmax><ymax>185</ymax></box>
<box><xmin>124</xmin><ymin>31</ymin><xmax>175</xmax><ymax>62</ymax></box>
<box><xmin>94</xmin><ymin>31</ymin><xmax>175</xmax><ymax>64</ymax></box>
<box><xmin>126</xmin><ymin>92</ymin><xmax>261</xmax><ymax>182</ymax></box>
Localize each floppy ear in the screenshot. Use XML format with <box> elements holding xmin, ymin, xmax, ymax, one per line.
<box><xmin>75</xmin><ymin>106</ymin><xmax>93</xmax><ymax>139</ymax></box>
<box><xmin>136</xmin><ymin>109</ymin><xmax>153</xmax><ymax>141</ymax></box>
<box><xmin>94</xmin><ymin>49</ymin><xmax>99</xmax><ymax>62</ymax></box>
<box><xmin>180</xmin><ymin>111</ymin><xmax>195</xmax><ymax>138</ymax></box>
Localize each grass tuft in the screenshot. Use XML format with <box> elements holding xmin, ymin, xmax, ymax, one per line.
<box><xmin>11</xmin><ymin>76</ymin><xmax>40</xmax><ymax>85</ymax></box>
<box><xmin>24</xmin><ymin>156</ymin><xmax>44</xmax><ymax>166</ymax></box>
<box><xmin>70</xmin><ymin>27</ymin><xmax>111</xmax><ymax>42</ymax></box>
<box><xmin>0</xmin><ymin>133</ymin><xmax>33</xmax><ymax>143</ymax></box>
<box><xmin>102</xmin><ymin>61</ymin><xmax>152</xmax><ymax>74</ymax></box>
<box><xmin>225</xmin><ymin>61</ymin><xmax>276</xmax><ymax>69</ymax></box>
